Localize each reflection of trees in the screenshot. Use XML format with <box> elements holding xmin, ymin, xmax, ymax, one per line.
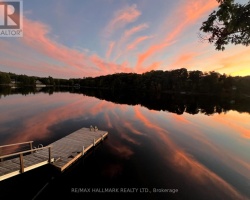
<box><xmin>0</xmin><ymin>86</ymin><xmax>11</xmax><ymax>98</ymax></box>
<box><xmin>1</xmin><ymin>86</ymin><xmax>250</xmax><ymax>115</ymax></box>
<box><xmin>80</xmin><ymin>89</ymin><xmax>250</xmax><ymax>115</ymax></box>
<box><xmin>0</xmin><ymin>86</ymin><xmax>81</xmax><ymax>97</ymax></box>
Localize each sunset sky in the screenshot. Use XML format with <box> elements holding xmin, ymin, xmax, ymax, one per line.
<box><xmin>0</xmin><ymin>0</ymin><xmax>249</xmax><ymax>78</ymax></box>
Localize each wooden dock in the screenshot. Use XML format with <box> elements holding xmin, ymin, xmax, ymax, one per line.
<box><xmin>0</xmin><ymin>127</ymin><xmax>108</xmax><ymax>181</ymax></box>
<box><xmin>39</xmin><ymin>127</ymin><xmax>108</xmax><ymax>171</ymax></box>
<box><xmin>0</xmin><ymin>145</ymin><xmax>53</xmax><ymax>181</ymax></box>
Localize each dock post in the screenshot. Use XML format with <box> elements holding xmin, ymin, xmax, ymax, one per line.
<box><xmin>93</xmin><ymin>138</ymin><xmax>95</xmax><ymax>146</ymax></box>
<box><xmin>29</xmin><ymin>142</ymin><xmax>33</xmax><ymax>153</ymax></box>
<box><xmin>0</xmin><ymin>147</ymin><xmax>2</xmax><ymax>162</ymax></box>
<box><xmin>19</xmin><ymin>153</ymin><xmax>24</xmax><ymax>173</ymax></box>
<box><xmin>82</xmin><ymin>146</ymin><xmax>85</xmax><ymax>155</ymax></box>
<box><xmin>101</xmin><ymin>134</ymin><xmax>104</xmax><ymax>141</ymax></box>
<box><xmin>49</xmin><ymin>147</ymin><xmax>51</xmax><ymax>163</ymax></box>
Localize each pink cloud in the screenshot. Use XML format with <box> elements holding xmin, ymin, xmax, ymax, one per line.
<box><xmin>23</xmin><ymin>18</ymin><xmax>87</xmax><ymax>71</ymax></box>
<box><xmin>105</xmin><ymin>4</ymin><xmax>141</xmax><ymax>36</ymax></box>
<box><xmin>0</xmin><ymin>17</ymin><xmax>136</xmax><ymax>78</ymax></box>
<box><xmin>90</xmin><ymin>54</ymin><xmax>132</xmax><ymax>75</ymax></box>
<box><xmin>127</xmin><ymin>35</ymin><xmax>153</xmax><ymax>50</ymax></box>
<box><xmin>1</xmin><ymin>1</ymin><xmax>228</xmax><ymax>78</ymax></box>
<box><xmin>106</xmin><ymin>41</ymin><xmax>115</xmax><ymax>60</ymax></box>
<box><xmin>124</xmin><ymin>23</ymin><xmax>148</xmax><ymax>39</ymax></box>
<box><xmin>135</xmin><ymin>0</ymin><xmax>218</xmax><ymax>70</ymax></box>
<box><xmin>113</xmin><ymin>23</ymin><xmax>149</xmax><ymax>61</ymax></box>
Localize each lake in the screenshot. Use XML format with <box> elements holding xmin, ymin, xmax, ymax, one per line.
<box><xmin>0</xmin><ymin>87</ymin><xmax>249</xmax><ymax>200</ymax></box>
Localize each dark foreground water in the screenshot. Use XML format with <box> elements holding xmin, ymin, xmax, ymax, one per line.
<box><xmin>0</xmin><ymin>87</ymin><xmax>249</xmax><ymax>200</ymax></box>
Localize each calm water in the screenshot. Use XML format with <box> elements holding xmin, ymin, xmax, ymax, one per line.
<box><xmin>0</xmin><ymin>87</ymin><xmax>249</xmax><ymax>200</ymax></box>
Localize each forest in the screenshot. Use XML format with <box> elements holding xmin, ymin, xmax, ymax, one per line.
<box><xmin>0</xmin><ymin>71</ymin><xmax>77</xmax><ymax>87</ymax></box>
<box><xmin>80</xmin><ymin>68</ymin><xmax>250</xmax><ymax>95</ymax></box>
<box><xmin>1</xmin><ymin>68</ymin><xmax>250</xmax><ymax>95</ymax></box>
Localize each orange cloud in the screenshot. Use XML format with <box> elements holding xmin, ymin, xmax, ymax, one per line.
<box><xmin>213</xmin><ymin>48</ymin><xmax>250</xmax><ymax>76</ymax></box>
<box><xmin>172</xmin><ymin>114</ymin><xmax>192</xmax><ymax>124</ymax></box>
<box><xmin>122</xmin><ymin>121</ymin><xmax>143</xmax><ymax>136</ymax></box>
<box><xmin>137</xmin><ymin>61</ymin><xmax>162</xmax><ymax>74</ymax></box>
<box><xmin>134</xmin><ymin>106</ymin><xmax>166</xmax><ymax>132</ymax></box>
<box><xmin>211</xmin><ymin>114</ymin><xmax>250</xmax><ymax>140</ymax></box>
<box><xmin>136</xmin><ymin>41</ymin><xmax>173</xmax><ymax>71</ymax></box>
<box><xmin>171</xmin><ymin>52</ymin><xmax>197</xmax><ymax>69</ymax></box>
<box><xmin>184</xmin><ymin>0</ymin><xmax>217</xmax><ymax>21</ymax></box>
<box><xmin>114</xmin><ymin>122</ymin><xmax>142</xmax><ymax>145</ymax></box>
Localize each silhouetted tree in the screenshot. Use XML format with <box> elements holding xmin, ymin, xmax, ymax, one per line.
<box><xmin>0</xmin><ymin>72</ymin><xmax>11</xmax><ymax>84</ymax></box>
<box><xmin>200</xmin><ymin>0</ymin><xmax>250</xmax><ymax>50</ymax></box>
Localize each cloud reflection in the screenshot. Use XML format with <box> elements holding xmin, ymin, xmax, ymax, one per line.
<box><xmin>0</xmin><ymin>92</ymin><xmax>249</xmax><ymax>199</ymax></box>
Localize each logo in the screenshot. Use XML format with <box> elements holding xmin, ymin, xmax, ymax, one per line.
<box><xmin>0</xmin><ymin>1</ymin><xmax>23</xmax><ymax>37</ymax></box>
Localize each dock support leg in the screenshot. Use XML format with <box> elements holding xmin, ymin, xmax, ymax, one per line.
<box><xmin>82</xmin><ymin>146</ymin><xmax>85</xmax><ymax>155</ymax></box>
<box><xmin>0</xmin><ymin>147</ymin><xmax>2</xmax><ymax>162</ymax></box>
<box><xmin>19</xmin><ymin>153</ymin><xmax>24</xmax><ymax>173</ymax></box>
<box><xmin>93</xmin><ymin>138</ymin><xmax>95</xmax><ymax>146</ymax></box>
<box><xmin>29</xmin><ymin>142</ymin><xmax>33</xmax><ymax>153</ymax></box>
<box><xmin>49</xmin><ymin>147</ymin><xmax>51</xmax><ymax>163</ymax></box>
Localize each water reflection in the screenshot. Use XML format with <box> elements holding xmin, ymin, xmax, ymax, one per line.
<box><xmin>0</xmin><ymin>87</ymin><xmax>249</xmax><ymax>200</ymax></box>
<box><xmin>81</xmin><ymin>89</ymin><xmax>250</xmax><ymax>115</ymax></box>
<box><xmin>1</xmin><ymin>87</ymin><xmax>250</xmax><ymax>115</ymax></box>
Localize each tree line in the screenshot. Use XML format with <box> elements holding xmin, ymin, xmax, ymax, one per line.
<box><xmin>1</xmin><ymin>69</ymin><xmax>250</xmax><ymax>95</ymax></box>
<box><xmin>0</xmin><ymin>71</ymin><xmax>80</xmax><ymax>87</ymax></box>
<box><xmin>80</xmin><ymin>68</ymin><xmax>250</xmax><ymax>95</ymax></box>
